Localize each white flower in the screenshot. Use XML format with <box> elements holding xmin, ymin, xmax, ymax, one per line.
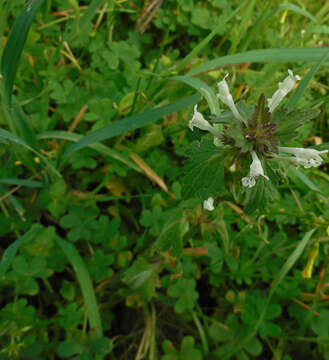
<box><xmin>189</xmin><ymin>105</ymin><xmax>213</xmax><ymax>132</ymax></box>
<box><xmin>279</xmin><ymin>146</ymin><xmax>328</xmax><ymax>168</ymax></box>
<box><xmin>217</xmin><ymin>74</ymin><xmax>244</xmax><ymax>123</ymax></box>
<box><xmin>189</xmin><ymin>105</ymin><xmax>221</xmax><ymax>138</ymax></box>
<box><xmin>203</xmin><ymin>197</ymin><xmax>214</xmax><ymax>211</ymax></box>
<box><xmin>267</xmin><ymin>69</ymin><xmax>301</xmax><ymax>113</ymax></box>
<box><xmin>242</xmin><ymin>151</ymin><xmax>269</xmax><ymax>188</ymax></box>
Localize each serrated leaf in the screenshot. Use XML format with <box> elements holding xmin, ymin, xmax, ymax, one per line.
<box><xmin>182</xmin><ymin>138</ymin><xmax>224</xmax><ymax>199</ymax></box>
<box><xmin>273</xmin><ymin>107</ymin><xmax>319</xmax><ymax>142</ymax></box>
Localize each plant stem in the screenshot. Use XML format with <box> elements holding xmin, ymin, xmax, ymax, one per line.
<box><xmin>191</xmin><ymin>310</ymin><xmax>209</xmax><ymax>356</ymax></box>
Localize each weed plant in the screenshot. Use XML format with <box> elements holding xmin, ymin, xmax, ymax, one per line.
<box><xmin>0</xmin><ymin>1</ymin><xmax>329</xmax><ymax>359</ymax></box>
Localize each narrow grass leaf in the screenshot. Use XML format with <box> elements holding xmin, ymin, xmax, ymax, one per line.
<box><xmin>0</xmin><ymin>128</ymin><xmax>61</xmax><ymax>178</ymax></box>
<box><xmin>239</xmin><ymin>7</ymin><xmax>277</xmax><ymax>52</ymax></box>
<box><xmin>269</xmin><ymin>229</ymin><xmax>315</xmax><ymax>298</ymax></box>
<box><xmin>0</xmin><ymin>178</ymin><xmax>43</xmax><ymax>187</ymax></box>
<box><xmin>1</xmin><ymin>0</ymin><xmax>44</xmax><ymax>104</ymax></box>
<box><xmin>286</xmin><ymin>48</ymin><xmax>329</xmax><ymax>111</ymax></box>
<box><xmin>63</xmin><ymin>94</ymin><xmax>200</xmax><ymax>158</ymax></box>
<box><xmin>55</xmin><ymin>236</ymin><xmax>103</xmax><ymax>337</ymax></box>
<box><xmin>0</xmin><ymin>184</ymin><xmax>26</xmax><ymax>220</ymax></box>
<box><xmin>37</xmin><ymin>130</ymin><xmax>142</xmax><ymax>172</ymax></box>
<box><xmin>230</xmin><ymin>0</ymin><xmax>257</xmax><ymax>53</ymax></box>
<box><xmin>188</xmin><ymin>48</ymin><xmax>329</xmax><ymax>76</ymax></box>
<box><xmin>287</xmin><ymin>166</ymin><xmax>322</xmax><ymax>194</ymax></box>
<box><xmin>307</xmin><ymin>25</ymin><xmax>329</xmax><ymax>34</ymax></box>
<box><xmin>171</xmin><ymin>76</ymin><xmax>220</xmax><ymax>115</ymax></box>
<box><xmin>278</xmin><ymin>3</ymin><xmax>317</xmax><ymax>22</ymax></box>
<box><xmin>11</xmin><ymin>105</ymin><xmax>40</xmax><ymax>151</ymax></box>
<box><xmin>0</xmin><ymin>225</ymin><xmax>42</xmax><ymax>279</ymax></box>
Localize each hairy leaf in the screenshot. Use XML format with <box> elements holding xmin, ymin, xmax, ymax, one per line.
<box><xmin>182</xmin><ymin>138</ymin><xmax>225</xmax><ymax>200</ymax></box>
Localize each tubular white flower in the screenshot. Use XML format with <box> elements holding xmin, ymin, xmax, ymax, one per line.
<box><xmin>203</xmin><ymin>197</ymin><xmax>214</xmax><ymax>211</ymax></box>
<box><xmin>267</xmin><ymin>69</ymin><xmax>301</xmax><ymax>113</ymax></box>
<box><xmin>242</xmin><ymin>151</ymin><xmax>269</xmax><ymax>188</ymax></box>
<box><xmin>189</xmin><ymin>105</ymin><xmax>221</xmax><ymax>139</ymax></box>
<box><xmin>217</xmin><ymin>74</ymin><xmax>243</xmax><ymax>122</ymax></box>
<box><xmin>279</xmin><ymin>146</ymin><xmax>328</xmax><ymax>168</ymax></box>
<box><xmin>189</xmin><ymin>105</ymin><xmax>213</xmax><ymax>132</ymax></box>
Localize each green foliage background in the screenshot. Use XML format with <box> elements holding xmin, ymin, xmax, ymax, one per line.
<box><xmin>0</xmin><ymin>0</ymin><xmax>329</xmax><ymax>359</ymax></box>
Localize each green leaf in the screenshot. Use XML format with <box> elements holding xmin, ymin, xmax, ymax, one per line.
<box><xmin>168</xmin><ymin>278</ymin><xmax>199</xmax><ymax>314</ymax></box>
<box><xmin>227</xmin><ymin>229</ymin><xmax>315</xmax><ymax>358</ymax></box>
<box><xmin>244</xmin><ymin>336</ymin><xmax>262</xmax><ymax>356</ymax></box>
<box><xmin>269</xmin><ymin>229</ymin><xmax>315</xmax><ymax>300</ymax></box>
<box><xmin>87</xmin><ymin>250</ymin><xmax>114</xmax><ymax>283</ymax></box>
<box><xmin>153</xmin><ymin>210</ymin><xmax>188</xmax><ymax>256</ymax></box>
<box><xmin>311</xmin><ymin>310</ymin><xmax>329</xmax><ymax>336</ymax></box>
<box><xmin>63</xmin><ymin>94</ymin><xmax>200</xmax><ymax>158</ymax></box>
<box><xmin>208</xmin><ymin>323</ymin><xmax>233</xmax><ymax>342</ymax></box>
<box><xmin>1</xmin><ymin>0</ymin><xmax>44</xmax><ymax>104</ymax></box>
<box><xmin>12</xmin><ymin>255</ymin><xmax>46</xmax><ymax>277</ymax></box>
<box><xmin>124</xmin><ymin>258</ymin><xmax>158</xmax><ymax>301</ymax></box>
<box><xmin>0</xmin><ymin>225</ymin><xmax>41</xmax><ymax>279</ymax></box>
<box><xmin>175</xmin><ymin>0</ymin><xmax>247</xmax><ymax>72</ymax></box>
<box><xmin>204</xmin><ymin>243</ymin><xmax>223</xmax><ymax>274</ymax></box>
<box><xmin>278</xmin><ymin>3</ymin><xmax>317</xmax><ymax>22</ymax></box>
<box><xmin>0</xmin><ymin>128</ymin><xmax>61</xmax><ymax>178</ymax></box>
<box><xmin>188</xmin><ymin>48</ymin><xmax>329</xmax><ymax>76</ymax></box>
<box><xmin>287</xmin><ymin>165</ymin><xmax>322</xmax><ymax>194</ymax></box>
<box><xmin>60</xmin><ymin>205</ymin><xmax>99</xmax><ymax>242</ymax></box>
<box><xmin>182</xmin><ymin>138</ymin><xmax>224</xmax><ymax>199</ymax></box>
<box><xmin>57</xmin><ymin>339</ymin><xmax>83</xmax><ymax>358</ymax></box>
<box><xmin>55</xmin><ymin>236</ymin><xmax>103</xmax><ymax>337</ymax></box>
<box><xmin>0</xmin><ymin>178</ymin><xmax>43</xmax><ymax>187</ymax></box>
<box><xmin>273</xmin><ymin>107</ymin><xmax>319</xmax><ymax>142</ymax></box>
<box><xmin>171</xmin><ymin>76</ymin><xmax>220</xmax><ymax>116</ymax></box>
<box><xmin>286</xmin><ymin>48</ymin><xmax>329</xmax><ymax>111</ymax></box>
<box><xmin>181</xmin><ymin>337</ymin><xmax>202</xmax><ymax>360</ymax></box>
<box><xmin>37</xmin><ymin>130</ymin><xmax>142</xmax><ymax>173</ymax></box>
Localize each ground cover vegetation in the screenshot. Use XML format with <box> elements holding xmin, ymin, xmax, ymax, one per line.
<box><xmin>1</xmin><ymin>0</ymin><xmax>329</xmax><ymax>359</ymax></box>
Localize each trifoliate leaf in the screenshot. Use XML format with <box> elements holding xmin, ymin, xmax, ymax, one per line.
<box><xmin>182</xmin><ymin>138</ymin><xmax>225</xmax><ymax>199</ymax></box>
<box><xmin>168</xmin><ymin>278</ymin><xmax>199</xmax><ymax>313</ymax></box>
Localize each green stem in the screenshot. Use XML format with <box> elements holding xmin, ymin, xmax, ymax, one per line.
<box><xmin>149</xmin><ymin>303</ymin><xmax>156</xmax><ymax>360</ymax></box>
<box><xmin>191</xmin><ymin>310</ymin><xmax>209</xmax><ymax>356</ymax></box>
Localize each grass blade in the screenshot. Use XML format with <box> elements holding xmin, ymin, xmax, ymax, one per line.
<box><xmin>287</xmin><ymin>166</ymin><xmax>322</xmax><ymax>194</ymax></box>
<box><xmin>1</xmin><ymin>0</ymin><xmax>44</xmax><ymax>104</ymax></box>
<box><xmin>0</xmin><ymin>225</ymin><xmax>42</xmax><ymax>279</ymax></box>
<box><xmin>278</xmin><ymin>3</ymin><xmax>317</xmax><ymax>22</ymax></box>
<box><xmin>37</xmin><ymin>130</ymin><xmax>142</xmax><ymax>173</ymax></box>
<box><xmin>171</xmin><ymin>76</ymin><xmax>220</xmax><ymax>115</ymax></box>
<box><xmin>0</xmin><ymin>178</ymin><xmax>43</xmax><ymax>187</ymax></box>
<box><xmin>269</xmin><ymin>229</ymin><xmax>316</xmax><ymax>298</ymax></box>
<box><xmin>188</xmin><ymin>48</ymin><xmax>329</xmax><ymax>76</ymax></box>
<box><xmin>0</xmin><ymin>128</ymin><xmax>61</xmax><ymax>178</ymax></box>
<box><xmin>286</xmin><ymin>48</ymin><xmax>329</xmax><ymax>111</ymax></box>
<box><xmin>63</xmin><ymin>94</ymin><xmax>200</xmax><ymax>158</ymax></box>
<box><xmin>55</xmin><ymin>236</ymin><xmax>103</xmax><ymax>337</ymax></box>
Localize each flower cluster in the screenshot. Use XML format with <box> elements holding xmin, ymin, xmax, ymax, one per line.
<box><xmin>188</xmin><ymin>70</ymin><xmax>327</xmax><ymax>211</ymax></box>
